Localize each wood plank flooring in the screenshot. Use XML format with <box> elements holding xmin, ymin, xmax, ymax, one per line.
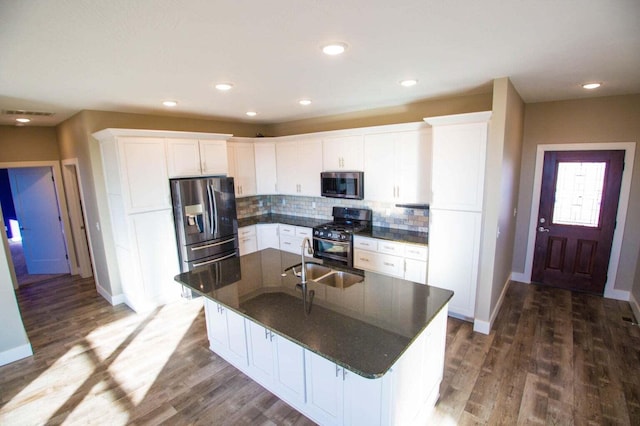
<box><xmin>1</xmin><ymin>275</ymin><xmax>639</xmax><ymax>425</ymax></box>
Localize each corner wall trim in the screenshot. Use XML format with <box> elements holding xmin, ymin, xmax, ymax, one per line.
<box><xmin>96</xmin><ymin>283</ymin><xmax>125</xmax><ymax>306</ymax></box>
<box><xmin>604</xmin><ymin>287</ymin><xmax>630</xmax><ymax>302</ymax></box>
<box><xmin>510</xmin><ymin>272</ymin><xmax>530</xmax><ymax>284</ymax></box>
<box><xmin>0</xmin><ymin>343</ymin><xmax>33</xmax><ymax>367</ymax></box>
<box><xmin>630</xmin><ymin>293</ymin><xmax>640</xmax><ymax>324</ymax></box>
<box><xmin>473</xmin><ymin>275</ymin><xmax>512</xmax><ymax>335</ymax></box>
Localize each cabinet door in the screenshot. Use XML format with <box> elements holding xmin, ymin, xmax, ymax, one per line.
<box><xmin>254</xmin><ymin>142</ymin><xmax>278</xmax><ymax>195</ymax></box>
<box><xmin>225</xmin><ymin>307</ymin><xmax>248</xmax><ymax>366</ymax></box>
<box><xmin>279</xmin><ymin>235</ymin><xmax>301</xmax><ymax>254</ymax></box>
<box><xmin>257</xmin><ymin>224</ymin><xmax>280</xmax><ymax>250</ymax></box>
<box><xmin>206</xmin><ymin>301</ymin><xmax>229</xmax><ymax>352</ymax></box>
<box><xmin>395</xmin><ymin>131</ymin><xmax>431</xmax><ymax>204</ymax></box>
<box><xmin>247</xmin><ymin>321</ymin><xmax>275</xmax><ymax>383</ymax></box>
<box><xmin>199</xmin><ymin>140</ymin><xmax>229</xmax><ymax>176</ymax></box>
<box><xmin>228</xmin><ymin>143</ymin><xmax>256</xmax><ymax>197</ymax></box>
<box><xmin>404</xmin><ymin>258</ymin><xmax>427</xmax><ymax>284</ymax></box>
<box><xmin>166</xmin><ymin>138</ymin><xmax>202</xmax><ymax>177</ymax></box>
<box><xmin>344</xmin><ymin>372</ymin><xmax>383</xmax><ymax>426</ymax></box>
<box><xmin>427</xmin><ymin>209</ymin><xmax>481</xmax><ymax>318</ymax></box>
<box><xmin>322</xmin><ymin>135</ymin><xmax>364</xmax><ymax>171</ymax></box>
<box><xmin>274</xmin><ymin>335</ymin><xmax>306</xmax><ymax>405</ymax></box>
<box><xmin>276</xmin><ymin>141</ymin><xmax>299</xmax><ymax>195</ymax></box>
<box><xmin>305</xmin><ymin>350</ymin><xmax>344</xmax><ymax>425</ymax></box>
<box><xmin>431</xmin><ymin>123</ymin><xmax>487</xmax><ymax>211</ymax></box>
<box><xmin>364</xmin><ymin>133</ymin><xmax>396</xmax><ymax>202</ymax></box>
<box><xmin>119</xmin><ymin>137</ymin><xmax>171</xmax><ymax>213</ymax></box>
<box><xmin>297</xmin><ymin>139</ymin><xmax>322</xmax><ymax>196</ymax></box>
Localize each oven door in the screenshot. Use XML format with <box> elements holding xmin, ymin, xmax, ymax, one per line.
<box><xmin>313</xmin><ymin>236</ymin><xmax>352</xmax><ymax>266</ymax></box>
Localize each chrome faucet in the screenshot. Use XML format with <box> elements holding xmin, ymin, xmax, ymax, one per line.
<box><xmin>300</xmin><ymin>237</ymin><xmax>314</xmax><ymax>285</ymax></box>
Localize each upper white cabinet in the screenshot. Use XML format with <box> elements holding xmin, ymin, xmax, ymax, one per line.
<box><xmin>166</xmin><ymin>138</ymin><xmax>229</xmax><ymax>177</ymax></box>
<box><xmin>430</xmin><ymin>120</ymin><xmax>488</xmax><ymax>211</ymax></box>
<box><xmin>364</xmin><ymin>130</ymin><xmax>431</xmax><ymax>204</ymax></box>
<box><xmin>227</xmin><ymin>140</ymin><xmax>257</xmax><ymax>197</ymax></box>
<box><xmin>276</xmin><ymin>138</ymin><xmax>322</xmax><ymax>196</ymax></box>
<box><xmin>254</xmin><ymin>142</ymin><xmax>278</xmax><ymax>195</ymax></box>
<box><xmin>322</xmin><ymin>135</ymin><xmax>364</xmax><ymax>171</ymax></box>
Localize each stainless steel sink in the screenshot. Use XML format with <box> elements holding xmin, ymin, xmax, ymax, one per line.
<box><xmin>304</xmin><ymin>263</ymin><xmax>332</xmax><ymax>280</ymax></box>
<box><xmin>315</xmin><ymin>271</ymin><xmax>363</xmax><ymax>288</ymax></box>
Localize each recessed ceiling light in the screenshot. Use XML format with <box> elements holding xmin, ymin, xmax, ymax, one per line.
<box><xmin>16</xmin><ymin>118</ymin><xmax>30</xmax><ymax>123</ymax></box>
<box><xmin>299</xmin><ymin>99</ymin><xmax>312</xmax><ymax>106</ymax></box>
<box><xmin>400</xmin><ymin>79</ymin><xmax>418</xmax><ymax>87</ymax></box>
<box><xmin>162</xmin><ymin>100</ymin><xmax>178</xmax><ymax>107</ymax></box>
<box><xmin>246</xmin><ymin>111</ymin><xmax>257</xmax><ymax>117</ymax></box>
<box><xmin>582</xmin><ymin>82</ymin><xmax>601</xmax><ymax>90</ymax></box>
<box><xmin>322</xmin><ymin>42</ymin><xmax>347</xmax><ymax>56</ymax></box>
<box><xmin>215</xmin><ymin>83</ymin><xmax>234</xmax><ymax>91</ymax></box>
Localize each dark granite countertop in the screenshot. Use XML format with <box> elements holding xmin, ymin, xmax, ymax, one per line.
<box><xmin>174</xmin><ymin>248</ymin><xmax>452</xmax><ymax>378</ymax></box>
<box><xmin>357</xmin><ymin>226</ymin><xmax>428</xmax><ymax>245</ymax></box>
<box><xmin>237</xmin><ymin>213</ymin><xmax>327</xmax><ymax>229</ymax></box>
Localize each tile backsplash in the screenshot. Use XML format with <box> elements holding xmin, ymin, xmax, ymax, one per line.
<box><xmin>236</xmin><ymin>195</ymin><xmax>428</xmax><ymax>232</ymax></box>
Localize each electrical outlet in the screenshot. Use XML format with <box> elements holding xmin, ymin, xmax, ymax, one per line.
<box><xmin>258</xmin><ymin>200</ymin><xmax>263</xmax><ymax>207</ymax></box>
<box><xmin>282</xmin><ymin>198</ymin><xmax>286</xmax><ymax>206</ymax></box>
<box><xmin>312</xmin><ymin>201</ymin><xmax>316</xmax><ymax>208</ymax></box>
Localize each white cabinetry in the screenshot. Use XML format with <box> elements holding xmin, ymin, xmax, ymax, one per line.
<box><xmin>354</xmin><ymin>236</ymin><xmax>428</xmax><ymax>284</ymax></box>
<box><xmin>279</xmin><ymin>225</ymin><xmax>313</xmax><ymax>254</ymax></box>
<box><xmin>227</xmin><ymin>140</ymin><xmax>257</xmax><ymax>197</ymax></box>
<box><xmin>425</xmin><ymin>111</ymin><xmax>491</xmax><ymax>320</ymax></box>
<box><xmin>247</xmin><ymin>322</ymin><xmax>306</xmax><ymax>407</ymax></box>
<box><xmin>276</xmin><ymin>139</ymin><xmax>322</xmax><ymax>196</ymax></box>
<box><xmin>238</xmin><ymin>225</ymin><xmax>257</xmax><ymax>256</ymax></box>
<box><xmin>254</xmin><ymin>142</ymin><xmax>278</xmax><ymax>195</ymax></box>
<box><xmin>94</xmin><ymin>130</ymin><xmax>180</xmax><ymax>312</ymax></box>
<box><xmin>364</xmin><ymin>130</ymin><xmax>431</xmax><ymax>204</ymax></box>
<box><xmin>166</xmin><ymin>138</ymin><xmax>229</xmax><ymax>177</ymax></box>
<box><xmin>257</xmin><ymin>223</ymin><xmax>280</xmax><ymax>250</ymax></box>
<box><xmin>204</xmin><ymin>299</ymin><xmax>248</xmax><ymax>367</ymax></box>
<box><xmin>322</xmin><ymin>135</ymin><xmax>364</xmax><ymax>171</ymax></box>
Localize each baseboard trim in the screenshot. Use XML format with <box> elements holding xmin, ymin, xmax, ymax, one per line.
<box><xmin>604</xmin><ymin>287</ymin><xmax>630</xmax><ymax>301</ymax></box>
<box><xmin>473</xmin><ymin>275</ymin><xmax>512</xmax><ymax>335</ymax></box>
<box><xmin>96</xmin><ymin>283</ymin><xmax>125</xmax><ymax>306</ymax></box>
<box><xmin>0</xmin><ymin>343</ymin><xmax>33</xmax><ymax>367</ymax></box>
<box><xmin>630</xmin><ymin>292</ymin><xmax>640</xmax><ymax>323</ymax></box>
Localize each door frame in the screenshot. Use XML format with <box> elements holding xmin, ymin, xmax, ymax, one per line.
<box><xmin>62</xmin><ymin>158</ymin><xmax>94</xmax><ymax>278</ymax></box>
<box><xmin>0</xmin><ymin>160</ymin><xmax>76</xmax><ymax>286</ymax></box>
<box><xmin>522</xmin><ymin>142</ymin><xmax>636</xmax><ymax>300</ymax></box>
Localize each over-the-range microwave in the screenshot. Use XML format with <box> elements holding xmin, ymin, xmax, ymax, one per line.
<box><xmin>320</xmin><ymin>171</ymin><xmax>364</xmax><ymax>200</ymax></box>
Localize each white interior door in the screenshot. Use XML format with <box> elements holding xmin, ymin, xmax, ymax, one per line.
<box><xmin>8</xmin><ymin>167</ymin><xmax>70</xmax><ymax>274</ymax></box>
<box><xmin>62</xmin><ymin>162</ymin><xmax>93</xmax><ymax>278</ymax></box>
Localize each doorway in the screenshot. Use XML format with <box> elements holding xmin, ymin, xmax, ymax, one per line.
<box><xmin>522</xmin><ymin>142</ymin><xmax>636</xmax><ymax>300</ymax></box>
<box><xmin>531</xmin><ymin>150</ymin><xmax>624</xmax><ymax>293</ymax></box>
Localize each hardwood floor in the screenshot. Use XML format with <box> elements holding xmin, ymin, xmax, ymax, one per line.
<box><xmin>1</xmin><ymin>276</ymin><xmax>639</xmax><ymax>425</ymax></box>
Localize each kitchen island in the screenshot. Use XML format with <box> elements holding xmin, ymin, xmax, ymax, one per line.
<box><xmin>175</xmin><ymin>248</ymin><xmax>453</xmax><ymax>425</ymax></box>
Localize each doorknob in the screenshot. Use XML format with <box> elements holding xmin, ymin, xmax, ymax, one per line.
<box><xmin>538</xmin><ymin>227</ymin><xmax>550</xmax><ymax>232</ymax></box>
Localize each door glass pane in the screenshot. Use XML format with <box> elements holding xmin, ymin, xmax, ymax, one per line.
<box><xmin>552</xmin><ymin>162</ymin><xmax>606</xmax><ymax>227</ymax></box>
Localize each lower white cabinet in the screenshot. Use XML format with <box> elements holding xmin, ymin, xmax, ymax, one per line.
<box><xmin>279</xmin><ymin>225</ymin><xmax>313</xmax><ymax>254</ymax></box>
<box><xmin>204</xmin><ymin>300</ymin><xmax>248</xmax><ymax>367</ymax></box>
<box><xmin>354</xmin><ymin>236</ymin><xmax>428</xmax><ymax>284</ymax></box>
<box><xmin>203</xmin><ymin>298</ymin><xmax>448</xmax><ymax>426</ymax></box>
<box><xmin>257</xmin><ymin>223</ymin><xmax>280</xmax><ymax>250</ymax></box>
<box><xmin>247</xmin><ymin>322</ymin><xmax>306</xmax><ymax>407</ymax></box>
<box><xmin>238</xmin><ymin>225</ymin><xmax>257</xmax><ymax>255</ymax></box>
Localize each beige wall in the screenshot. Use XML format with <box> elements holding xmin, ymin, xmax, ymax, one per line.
<box><xmin>476</xmin><ymin>78</ymin><xmax>524</xmax><ymax>326</ymax></box>
<box><xmin>0</xmin><ymin>126</ymin><xmax>60</xmax><ymax>162</ymax></box>
<box><xmin>267</xmin><ymin>92</ymin><xmax>493</xmax><ymax>136</ymax></box>
<box><xmin>513</xmin><ymin>95</ymin><xmax>640</xmax><ymax>299</ymax></box>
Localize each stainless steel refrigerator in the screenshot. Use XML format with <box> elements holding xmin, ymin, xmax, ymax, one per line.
<box><xmin>170</xmin><ymin>176</ymin><xmax>239</xmax><ymax>282</ymax></box>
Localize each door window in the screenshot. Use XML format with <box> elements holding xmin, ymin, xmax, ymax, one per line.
<box><xmin>552</xmin><ymin>161</ymin><xmax>606</xmax><ymax>227</ymax></box>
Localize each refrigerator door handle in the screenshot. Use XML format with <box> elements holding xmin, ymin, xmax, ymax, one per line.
<box><xmin>190</xmin><ymin>237</ymin><xmax>236</xmax><ymax>251</ymax></box>
<box><xmin>207</xmin><ymin>184</ymin><xmax>216</xmax><ymax>235</ymax></box>
<box><xmin>192</xmin><ymin>252</ymin><xmax>236</xmax><ymax>267</ymax></box>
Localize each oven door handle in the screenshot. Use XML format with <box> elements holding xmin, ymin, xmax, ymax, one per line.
<box><xmin>313</xmin><ymin>237</ymin><xmax>351</xmax><ymax>246</ymax></box>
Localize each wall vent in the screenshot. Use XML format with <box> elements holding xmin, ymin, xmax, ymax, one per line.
<box><xmin>2</xmin><ymin>109</ymin><xmax>55</xmax><ymax>117</ymax></box>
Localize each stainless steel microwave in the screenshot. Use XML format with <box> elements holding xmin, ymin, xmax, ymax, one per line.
<box><xmin>320</xmin><ymin>171</ymin><xmax>364</xmax><ymax>200</ymax></box>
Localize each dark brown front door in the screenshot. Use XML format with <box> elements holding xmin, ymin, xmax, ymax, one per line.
<box><xmin>532</xmin><ymin>150</ymin><xmax>625</xmax><ymax>294</ymax></box>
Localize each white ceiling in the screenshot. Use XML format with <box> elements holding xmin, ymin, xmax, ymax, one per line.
<box><xmin>1</xmin><ymin>0</ymin><xmax>639</xmax><ymax>127</ymax></box>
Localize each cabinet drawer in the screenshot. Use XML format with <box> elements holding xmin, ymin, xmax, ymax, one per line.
<box><xmin>238</xmin><ymin>225</ymin><xmax>256</xmax><ymax>238</ymax></box>
<box><xmin>295</xmin><ymin>226</ymin><xmax>313</xmax><ymax>238</ymax></box>
<box><xmin>279</xmin><ymin>224</ymin><xmax>296</xmax><ymax>236</ymax></box>
<box><xmin>354</xmin><ymin>249</ymin><xmax>404</xmax><ymax>278</ymax></box>
<box><xmin>404</xmin><ymin>244</ymin><xmax>428</xmax><ymax>261</ymax></box>
<box><xmin>377</xmin><ymin>240</ymin><xmax>404</xmax><ymax>256</ymax></box>
<box><xmin>353</xmin><ymin>236</ymin><xmax>377</xmax><ymax>251</ymax></box>
<box><xmin>280</xmin><ymin>235</ymin><xmax>300</xmax><ymax>254</ymax></box>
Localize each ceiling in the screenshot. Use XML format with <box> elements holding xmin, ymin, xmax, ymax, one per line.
<box><xmin>1</xmin><ymin>0</ymin><xmax>639</xmax><ymax>127</ymax></box>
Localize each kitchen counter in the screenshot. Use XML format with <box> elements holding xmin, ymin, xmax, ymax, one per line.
<box><xmin>358</xmin><ymin>226</ymin><xmax>428</xmax><ymax>245</ymax></box>
<box><xmin>237</xmin><ymin>213</ymin><xmax>327</xmax><ymax>229</ymax></box>
<box><xmin>174</xmin><ymin>248</ymin><xmax>452</xmax><ymax>378</ymax></box>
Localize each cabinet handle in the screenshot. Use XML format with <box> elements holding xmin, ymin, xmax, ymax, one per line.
<box><xmin>384</xmin><ymin>262</ymin><xmax>395</xmax><ymax>267</ymax></box>
<box><xmin>264</xmin><ymin>328</ymin><xmax>269</xmax><ymax>339</ymax></box>
<box><xmin>359</xmin><ymin>257</ymin><xmax>369</xmax><ymax>262</ymax></box>
<box><xmin>335</xmin><ymin>364</ymin><xmax>341</xmax><ymax>377</ymax></box>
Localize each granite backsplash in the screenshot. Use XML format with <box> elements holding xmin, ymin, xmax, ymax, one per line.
<box><xmin>236</xmin><ymin>195</ymin><xmax>428</xmax><ymax>233</ymax></box>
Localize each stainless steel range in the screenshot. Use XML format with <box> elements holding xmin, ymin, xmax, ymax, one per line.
<box><xmin>313</xmin><ymin>207</ymin><xmax>372</xmax><ymax>267</ymax></box>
